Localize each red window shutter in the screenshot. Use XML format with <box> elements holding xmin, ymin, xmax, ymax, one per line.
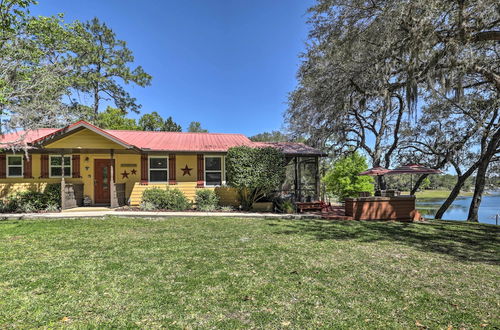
<box><xmin>40</xmin><ymin>154</ymin><xmax>49</xmax><ymax>178</ymax></box>
<box><xmin>168</xmin><ymin>154</ymin><xmax>176</xmax><ymax>184</ymax></box>
<box><xmin>0</xmin><ymin>154</ymin><xmax>6</xmax><ymax>179</ymax></box>
<box><xmin>140</xmin><ymin>153</ymin><xmax>148</xmax><ymax>184</ymax></box>
<box><xmin>197</xmin><ymin>154</ymin><xmax>204</xmax><ymax>188</ymax></box>
<box><xmin>23</xmin><ymin>155</ymin><xmax>32</xmax><ymax>178</ymax></box>
<box><xmin>72</xmin><ymin>155</ymin><xmax>80</xmax><ymax>178</ymax></box>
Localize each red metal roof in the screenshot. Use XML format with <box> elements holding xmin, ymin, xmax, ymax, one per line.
<box><xmin>0</xmin><ymin>128</ymin><xmax>58</xmax><ymax>147</ymax></box>
<box><xmin>106</xmin><ymin>130</ymin><xmax>254</xmax><ymax>152</ymax></box>
<box><xmin>0</xmin><ymin>121</ymin><xmax>324</xmax><ymax>155</ymax></box>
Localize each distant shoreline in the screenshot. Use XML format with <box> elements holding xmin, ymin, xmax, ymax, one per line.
<box><xmin>406</xmin><ymin>190</ymin><xmax>474</xmax><ymax>198</ymax></box>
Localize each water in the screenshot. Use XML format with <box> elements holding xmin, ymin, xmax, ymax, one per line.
<box><xmin>417</xmin><ymin>192</ymin><xmax>500</xmax><ymax>225</ymax></box>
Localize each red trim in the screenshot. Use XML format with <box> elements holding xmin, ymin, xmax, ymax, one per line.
<box><xmin>23</xmin><ymin>155</ymin><xmax>33</xmax><ymax>178</ymax></box>
<box><xmin>72</xmin><ymin>155</ymin><xmax>81</xmax><ymax>178</ymax></box>
<box><xmin>196</xmin><ymin>154</ymin><xmax>204</xmax><ymax>188</ymax></box>
<box><xmin>168</xmin><ymin>154</ymin><xmax>176</xmax><ymax>184</ymax></box>
<box><xmin>40</xmin><ymin>155</ymin><xmax>49</xmax><ymax>178</ymax></box>
<box><xmin>0</xmin><ymin>154</ymin><xmax>6</xmax><ymax>179</ymax></box>
<box><xmin>140</xmin><ymin>153</ymin><xmax>148</xmax><ymax>184</ymax></box>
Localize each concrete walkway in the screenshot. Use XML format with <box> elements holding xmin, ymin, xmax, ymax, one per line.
<box><xmin>0</xmin><ymin>210</ymin><xmax>321</xmax><ymax>220</ymax></box>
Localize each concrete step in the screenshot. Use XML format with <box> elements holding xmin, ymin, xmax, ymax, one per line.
<box><xmin>62</xmin><ymin>207</ymin><xmax>113</xmax><ymax>213</ymax></box>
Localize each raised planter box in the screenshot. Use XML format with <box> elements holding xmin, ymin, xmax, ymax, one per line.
<box><xmin>344</xmin><ymin>196</ymin><xmax>419</xmax><ymax>221</ymax></box>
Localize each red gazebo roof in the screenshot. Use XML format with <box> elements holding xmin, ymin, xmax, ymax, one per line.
<box><xmin>386</xmin><ymin>164</ymin><xmax>442</xmax><ymax>175</ymax></box>
<box><xmin>359</xmin><ymin>167</ymin><xmax>391</xmax><ymax>176</ymax></box>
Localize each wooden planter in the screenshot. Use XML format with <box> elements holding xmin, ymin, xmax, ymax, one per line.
<box><xmin>344</xmin><ymin>196</ymin><xmax>418</xmax><ymax>221</ymax></box>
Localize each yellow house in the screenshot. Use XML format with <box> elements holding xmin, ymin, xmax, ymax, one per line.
<box><xmin>0</xmin><ymin>121</ymin><xmax>323</xmax><ymax>209</ymax></box>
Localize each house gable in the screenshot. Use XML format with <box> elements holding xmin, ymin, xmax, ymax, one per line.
<box><xmin>44</xmin><ymin>128</ymin><xmax>127</xmax><ymax>150</ymax></box>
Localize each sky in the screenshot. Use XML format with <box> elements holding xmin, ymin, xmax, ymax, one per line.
<box><xmin>30</xmin><ymin>0</ymin><xmax>314</xmax><ymax>136</ymax></box>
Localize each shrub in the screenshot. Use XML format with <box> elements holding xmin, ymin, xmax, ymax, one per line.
<box><xmin>141</xmin><ymin>187</ymin><xmax>190</xmax><ymax>211</ymax></box>
<box><xmin>226</xmin><ymin>146</ymin><xmax>286</xmax><ymax>210</ymax></box>
<box><xmin>0</xmin><ymin>185</ymin><xmax>61</xmax><ymax>213</ymax></box>
<box><xmin>44</xmin><ymin>184</ymin><xmax>61</xmax><ymax>208</ymax></box>
<box><xmin>273</xmin><ymin>197</ymin><xmax>295</xmax><ymax>214</ymax></box>
<box><xmin>195</xmin><ymin>189</ymin><xmax>219</xmax><ymax>211</ymax></box>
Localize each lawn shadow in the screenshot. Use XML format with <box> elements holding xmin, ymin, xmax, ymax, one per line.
<box><xmin>272</xmin><ymin>219</ymin><xmax>500</xmax><ymax>264</ymax></box>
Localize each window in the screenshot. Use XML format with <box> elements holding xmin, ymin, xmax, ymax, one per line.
<box><xmin>7</xmin><ymin>155</ymin><xmax>23</xmax><ymax>177</ymax></box>
<box><xmin>205</xmin><ymin>156</ymin><xmax>222</xmax><ymax>186</ymax></box>
<box><xmin>50</xmin><ymin>156</ymin><xmax>71</xmax><ymax>177</ymax></box>
<box><xmin>149</xmin><ymin>157</ymin><xmax>168</xmax><ymax>182</ymax></box>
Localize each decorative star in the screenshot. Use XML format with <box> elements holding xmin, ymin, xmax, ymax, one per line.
<box><xmin>181</xmin><ymin>164</ymin><xmax>193</xmax><ymax>176</ymax></box>
<box><xmin>121</xmin><ymin>170</ymin><xmax>129</xmax><ymax>179</ymax></box>
<box><xmin>131</xmin><ymin>169</ymin><xmax>137</xmax><ymax>175</ymax></box>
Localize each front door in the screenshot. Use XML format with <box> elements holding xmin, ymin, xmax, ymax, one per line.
<box><xmin>94</xmin><ymin>159</ymin><xmax>114</xmax><ymax>204</ymax></box>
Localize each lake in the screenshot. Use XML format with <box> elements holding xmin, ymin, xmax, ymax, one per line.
<box><xmin>417</xmin><ymin>192</ymin><xmax>500</xmax><ymax>225</ymax></box>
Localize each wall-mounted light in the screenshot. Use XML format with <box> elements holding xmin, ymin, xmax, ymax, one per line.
<box><xmin>85</xmin><ymin>166</ymin><xmax>90</xmax><ymax>171</ymax></box>
<box><xmin>85</xmin><ymin>157</ymin><xmax>90</xmax><ymax>162</ymax></box>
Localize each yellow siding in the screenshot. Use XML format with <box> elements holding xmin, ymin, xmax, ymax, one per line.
<box><xmin>0</xmin><ymin>151</ymin><xmax>239</xmax><ymax>208</ymax></box>
<box><xmin>45</xmin><ymin>128</ymin><xmax>126</xmax><ymax>149</ymax></box>
<box><xmin>0</xmin><ymin>154</ymin><xmax>82</xmax><ymax>198</ymax></box>
<box><xmin>0</xmin><ymin>153</ymin><xmax>141</xmax><ymax>204</ymax></box>
<box><xmin>78</xmin><ymin>153</ymin><xmax>141</xmax><ymax>202</ymax></box>
<box><xmin>175</xmin><ymin>155</ymin><xmax>197</xmax><ymax>182</ymax></box>
<box><xmin>129</xmin><ymin>181</ymin><xmax>200</xmax><ymax>206</ymax></box>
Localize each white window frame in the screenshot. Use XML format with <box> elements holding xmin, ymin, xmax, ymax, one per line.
<box><xmin>49</xmin><ymin>155</ymin><xmax>72</xmax><ymax>178</ymax></box>
<box><xmin>204</xmin><ymin>155</ymin><xmax>225</xmax><ymax>187</ymax></box>
<box><xmin>148</xmin><ymin>155</ymin><xmax>169</xmax><ymax>183</ymax></box>
<box><xmin>7</xmin><ymin>155</ymin><xmax>23</xmax><ymax>178</ymax></box>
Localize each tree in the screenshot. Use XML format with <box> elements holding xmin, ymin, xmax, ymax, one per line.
<box><xmin>288</xmin><ymin>0</ymin><xmax>499</xmax><ymax>221</ymax></box>
<box><xmin>70</xmin><ymin>17</ymin><xmax>152</xmax><ymax>122</ymax></box>
<box><xmin>250</xmin><ymin>131</ymin><xmax>290</xmax><ymax>142</ymax></box>
<box><xmin>96</xmin><ymin>106</ymin><xmax>138</xmax><ymax>130</ymax></box>
<box><xmin>0</xmin><ymin>1</ymin><xmax>81</xmax><ymax>146</ymax></box>
<box><xmin>187</xmin><ymin>121</ymin><xmax>208</xmax><ymax>133</ymax></box>
<box><xmin>323</xmin><ymin>152</ymin><xmax>374</xmax><ymax>200</ymax></box>
<box><xmin>138</xmin><ymin>112</ymin><xmax>181</xmax><ymax>132</ymax></box>
<box><xmin>163</xmin><ymin>116</ymin><xmax>181</xmax><ymax>132</ymax></box>
<box><xmin>226</xmin><ymin>146</ymin><xmax>286</xmax><ymax>210</ymax></box>
<box><xmin>139</xmin><ymin>112</ymin><xmax>164</xmax><ymax>131</ymax></box>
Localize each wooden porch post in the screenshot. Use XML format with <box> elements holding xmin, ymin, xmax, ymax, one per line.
<box><xmin>315</xmin><ymin>156</ymin><xmax>320</xmax><ymax>201</ymax></box>
<box><xmin>294</xmin><ymin>156</ymin><xmax>299</xmax><ymax>202</ymax></box>
<box><xmin>60</xmin><ymin>152</ymin><xmax>66</xmax><ymax>210</ymax></box>
<box><xmin>109</xmin><ymin>149</ymin><xmax>119</xmax><ymax>208</ymax></box>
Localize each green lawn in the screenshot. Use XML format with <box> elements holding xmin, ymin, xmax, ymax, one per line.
<box><xmin>405</xmin><ymin>190</ymin><xmax>474</xmax><ymax>198</ymax></box>
<box><xmin>1</xmin><ymin>217</ymin><xmax>499</xmax><ymax>328</ymax></box>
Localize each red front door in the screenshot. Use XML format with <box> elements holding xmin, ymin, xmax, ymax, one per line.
<box><xmin>94</xmin><ymin>159</ymin><xmax>114</xmax><ymax>204</ymax></box>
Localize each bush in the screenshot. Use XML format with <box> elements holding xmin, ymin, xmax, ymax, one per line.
<box><xmin>44</xmin><ymin>184</ymin><xmax>61</xmax><ymax>208</ymax></box>
<box><xmin>0</xmin><ymin>184</ymin><xmax>62</xmax><ymax>213</ymax></box>
<box><xmin>195</xmin><ymin>189</ymin><xmax>219</xmax><ymax>211</ymax></box>
<box><xmin>226</xmin><ymin>146</ymin><xmax>285</xmax><ymax>210</ymax></box>
<box><xmin>141</xmin><ymin>187</ymin><xmax>190</xmax><ymax>211</ymax></box>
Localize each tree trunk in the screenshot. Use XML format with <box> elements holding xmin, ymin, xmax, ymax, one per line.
<box><xmin>411</xmin><ymin>174</ymin><xmax>428</xmax><ymax>195</ymax></box>
<box><xmin>377</xmin><ymin>175</ymin><xmax>387</xmax><ymax>190</ymax></box>
<box><xmin>435</xmin><ymin>162</ymin><xmax>479</xmax><ymax>219</ymax></box>
<box><xmin>466</xmin><ymin>163</ymin><xmax>487</xmax><ymax>222</ymax></box>
<box><xmin>93</xmin><ymin>84</ymin><xmax>99</xmax><ymax>123</ymax></box>
<box><xmin>434</xmin><ymin>176</ymin><xmax>468</xmax><ymax>219</ymax></box>
<box><xmin>467</xmin><ymin>128</ymin><xmax>500</xmax><ymax>221</ymax></box>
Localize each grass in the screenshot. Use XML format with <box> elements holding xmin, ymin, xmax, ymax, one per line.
<box><xmin>406</xmin><ymin>190</ymin><xmax>474</xmax><ymax>198</ymax></box>
<box><xmin>1</xmin><ymin>217</ymin><xmax>499</xmax><ymax>328</ymax></box>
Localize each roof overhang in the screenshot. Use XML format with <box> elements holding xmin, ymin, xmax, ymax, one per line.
<box><xmin>31</xmin><ymin>120</ymin><xmax>138</xmax><ymax>150</ymax></box>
